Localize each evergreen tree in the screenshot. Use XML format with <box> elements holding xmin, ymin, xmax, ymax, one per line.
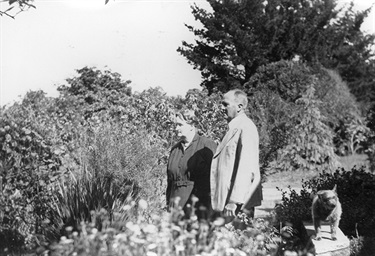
<box><xmin>178</xmin><ymin>0</ymin><xmax>375</xmax><ymax>104</ymax></box>
<box><xmin>271</xmin><ymin>79</ymin><xmax>339</xmax><ymax>172</ymax></box>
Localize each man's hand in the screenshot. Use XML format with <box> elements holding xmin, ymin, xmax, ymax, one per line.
<box><xmin>224</xmin><ymin>203</ymin><xmax>237</xmax><ymax>217</ymax></box>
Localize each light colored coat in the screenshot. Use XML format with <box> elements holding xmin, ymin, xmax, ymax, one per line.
<box><xmin>210</xmin><ymin>113</ymin><xmax>261</xmax><ymax>211</ymax></box>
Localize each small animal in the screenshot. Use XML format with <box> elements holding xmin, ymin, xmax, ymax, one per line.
<box><xmin>312</xmin><ymin>185</ymin><xmax>342</xmax><ymax>240</ymax></box>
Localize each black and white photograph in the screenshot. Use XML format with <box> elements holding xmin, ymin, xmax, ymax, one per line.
<box><xmin>1</xmin><ymin>0</ymin><xmax>375</xmax><ymax>255</ymax></box>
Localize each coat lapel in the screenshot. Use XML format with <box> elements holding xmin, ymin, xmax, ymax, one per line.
<box><xmin>214</xmin><ymin>128</ymin><xmax>239</xmax><ymax>158</ymax></box>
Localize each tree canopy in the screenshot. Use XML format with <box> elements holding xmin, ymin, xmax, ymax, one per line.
<box><xmin>178</xmin><ymin>0</ymin><xmax>375</xmax><ymax>107</ymax></box>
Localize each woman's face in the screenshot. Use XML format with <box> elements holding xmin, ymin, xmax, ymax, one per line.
<box><xmin>175</xmin><ymin>116</ymin><xmax>193</xmax><ymax>140</ymax></box>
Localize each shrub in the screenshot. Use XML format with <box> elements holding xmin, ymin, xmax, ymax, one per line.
<box><xmin>305</xmin><ymin>167</ymin><xmax>375</xmax><ymax>237</ymax></box>
<box><xmin>244</xmin><ymin>60</ymin><xmax>361</xmax><ymax>175</ymax></box>
<box><xmin>275</xmin><ymin>166</ymin><xmax>375</xmax><ymax>238</ymax></box>
<box><xmin>350</xmin><ymin>236</ymin><xmax>375</xmax><ymax>256</ymax></box>
<box><xmin>49</xmin><ymin>201</ymin><xmax>281</xmax><ymax>256</ymax></box>
<box><xmin>54</xmin><ymin>120</ymin><xmax>169</xmax><ymax>233</ymax></box>
<box><xmin>270</xmin><ymin>81</ymin><xmax>339</xmax><ymax>173</ymax></box>
<box><xmin>0</xmin><ymin>116</ymin><xmax>64</xmax><ymax>252</ymax></box>
<box><xmin>274</xmin><ymin>186</ymin><xmax>313</xmax><ymax>226</ymax></box>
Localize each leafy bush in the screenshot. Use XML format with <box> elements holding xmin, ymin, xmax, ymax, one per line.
<box><xmin>0</xmin><ymin>116</ymin><xmax>64</xmax><ymax>251</ymax></box>
<box><xmin>54</xmin><ymin>119</ymin><xmax>169</xmax><ymax>232</ymax></box>
<box><xmin>49</xmin><ymin>200</ymin><xmax>281</xmax><ymax>256</ymax></box>
<box><xmin>305</xmin><ymin>167</ymin><xmax>375</xmax><ymax>237</ymax></box>
<box><xmin>1</xmin><ymin>65</ymin><xmax>373</xmax><ymax>255</ymax></box>
<box><xmin>274</xmin><ymin>187</ymin><xmax>313</xmax><ymax>227</ymax></box>
<box><xmin>270</xmin><ymin>81</ymin><xmax>339</xmax><ymax>173</ymax></box>
<box><xmin>350</xmin><ymin>236</ymin><xmax>375</xmax><ymax>256</ymax></box>
<box><xmin>245</xmin><ymin>60</ymin><xmax>361</xmax><ymax>175</ymax></box>
<box><xmin>178</xmin><ymin>88</ymin><xmax>227</xmax><ymax>142</ymax></box>
<box><xmin>275</xmin><ymin>166</ymin><xmax>375</xmax><ymax>238</ymax></box>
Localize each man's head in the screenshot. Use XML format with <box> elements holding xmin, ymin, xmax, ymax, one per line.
<box><xmin>222</xmin><ymin>89</ymin><xmax>248</xmax><ymax>121</ymax></box>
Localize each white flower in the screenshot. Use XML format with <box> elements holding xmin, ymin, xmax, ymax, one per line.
<box><xmin>143</xmin><ymin>224</ymin><xmax>158</xmax><ymax>234</ymax></box>
<box><xmin>138</xmin><ymin>199</ymin><xmax>148</xmax><ymax>210</ymax></box>
<box><xmin>115</xmin><ymin>233</ymin><xmax>127</xmax><ymax>240</ymax></box>
<box><xmin>213</xmin><ymin>217</ymin><xmax>225</xmax><ymax>227</ymax></box>
<box><xmin>147</xmin><ymin>244</ymin><xmax>157</xmax><ymax>250</ymax></box>
<box><xmin>235</xmin><ymin>250</ymin><xmax>247</xmax><ymax>256</ymax></box>
<box><xmin>59</xmin><ymin>236</ymin><xmax>73</xmax><ymax>244</ymax></box>
<box><xmin>130</xmin><ymin>236</ymin><xmax>146</xmax><ymax>244</ymax></box>
<box><xmin>146</xmin><ymin>252</ymin><xmax>158</xmax><ymax>256</ymax></box>
<box><xmin>175</xmin><ymin>245</ymin><xmax>185</xmax><ymax>252</ymax></box>
<box><xmin>122</xmin><ymin>204</ymin><xmax>132</xmax><ymax>211</ymax></box>
<box><xmin>226</xmin><ymin>248</ymin><xmax>235</xmax><ymax>254</ymax></box>
<box><xmin>126</xmin><ymin>221</ymin><xmax>141</xmax><ymax>234</ymax></box>
<box><xmin>10</xmin><ymin>189</ymin><xmax>21</xmax><ymax>200</ymax></box>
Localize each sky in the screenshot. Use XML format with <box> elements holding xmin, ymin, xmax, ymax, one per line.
<box><xmin>0</xmin><ymin>0</ymin><xmax>374</xmax><ymax>107</ymax></box>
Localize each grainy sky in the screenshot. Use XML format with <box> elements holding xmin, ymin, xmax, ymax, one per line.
<box><xmin>0</xmin><ymin>0</ymin><xmax>374</xmax><ymax>106</ymax></box>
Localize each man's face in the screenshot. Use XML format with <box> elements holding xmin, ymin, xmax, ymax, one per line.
<box><xmin>175</xmin><ymin>116</ymin><xmax>192</xmax><ymax>140</ymax></box>
<box><xmin>222</xmin><ymin>92</ymin><xmax>238</xmax><ymax>121</ymax></box>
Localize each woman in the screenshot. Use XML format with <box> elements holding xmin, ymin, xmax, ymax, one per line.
<box><xmin>166</xmin><ymin>110</ymin><xmax>217</xmax><ymax>217</ymax></box>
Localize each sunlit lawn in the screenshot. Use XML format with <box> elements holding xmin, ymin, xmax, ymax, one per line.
<box><xmin>263</xmin><ymin>154</ymin><xmax>370</xmax><ymax>188</ymax></box>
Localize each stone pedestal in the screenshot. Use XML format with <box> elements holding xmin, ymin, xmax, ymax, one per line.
<box><xmin>303</xmin><ymin>222</ymin><xmax>350</xmax><ymax>256</ymax></box>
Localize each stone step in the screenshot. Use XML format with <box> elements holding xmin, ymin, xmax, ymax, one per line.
<box><xmin>254</xmin><ymin>201</ymin><xmax>280</xmax><ymax>218</ymax></box>
<box><xmin>303</xmin><ymin>222</ymin><xmax>350</xmax><ymax>256</ymax></box>
<box><xmin>259</xmin><ymin>199</ymin><xmax>281</xmax><ymax>208</ymax></box>
<box><xmin>254</xmin><ymin>207</ymin><xmax>274</xmax><ymax>218</ymax></box>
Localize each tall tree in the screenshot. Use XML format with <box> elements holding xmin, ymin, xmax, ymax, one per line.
<box><xmin>178</xmin><ymin>0</ymin><xmax>375</xmax><ymax>102</ymax></box>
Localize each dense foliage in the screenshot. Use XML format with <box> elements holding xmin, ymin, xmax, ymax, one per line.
<box><xmin>49</xmin><ymin>202</ymin><xmax>289</xmax><ymax>256</ymax></box>
<box><xmin>244</xmin><ymin>61</ymin><xmax>365</xmax><ymax>174</ymax></box>
<box><xmin>2</xmin><ymin>0</ymin><xmax>375</xmax><ymax>254</ymax></box>
<box><xmin>0</xmin><ymin>63</ymin><xmax>373</xmax><ymax>255</ymax></box>
<box><xmin>0</xmin><ymin>98</ymin><xmax>67</xmax><ymax>251</ymax></box>
<box><xmin>178</xmin><ymin>0</ymin><xmax>375</xmax><ymax>107</ymax></box>
<box><xmin>178</xmin><ymin>0</ymin><xmax>375</xmax><ymax>166</ymax></box>
<box><xmin>275</xmin><ymin>166</ymin><xmax>375</xmax><ymax>238</ymax></box>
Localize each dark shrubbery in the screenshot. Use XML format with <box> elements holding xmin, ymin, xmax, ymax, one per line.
<box><xmin>274</xmin><ymin>187</ymin><xmax>312</xmax><ymax>226</ymax></box>
<box><xmin>307</xmin><ymin>167</ymin><xmax>375</xmax><ymax>237</ymax></box>
<box><xmin>275</xmin><ymin>166</ymin><xmax>375</xmax><ymax>238</ymax></box>
<box><xmin>350</xmin><ymin>236</ymin><xmax>375</xmax><ymax>256</ymax></box>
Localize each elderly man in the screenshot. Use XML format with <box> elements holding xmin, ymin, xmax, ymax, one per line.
<box><xmin>210</xmin><ymin>89</ymin><xmax>262</xmax><ymax>218</ymax></box>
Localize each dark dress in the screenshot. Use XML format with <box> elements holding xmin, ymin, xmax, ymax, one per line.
<box><xmin>166</xmin><ymin>134</ymin><xmax>217</xmax><ymax>212</ymax></box>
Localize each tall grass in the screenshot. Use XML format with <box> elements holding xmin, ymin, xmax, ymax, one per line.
<box><xmin>53</xmin><ymin>121</ymin><xmax>168</xmax><ymax>233</ymax></box>
<box><xmin>55</xmin><ymin>169</ymin><xmax>137</xmax><ymax>231</ymax></box>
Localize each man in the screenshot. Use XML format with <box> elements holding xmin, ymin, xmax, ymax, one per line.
<box><xmin>210</xmin><ymin>89</ymin><xmax>262</xmax><ymax>218</ymax></box>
